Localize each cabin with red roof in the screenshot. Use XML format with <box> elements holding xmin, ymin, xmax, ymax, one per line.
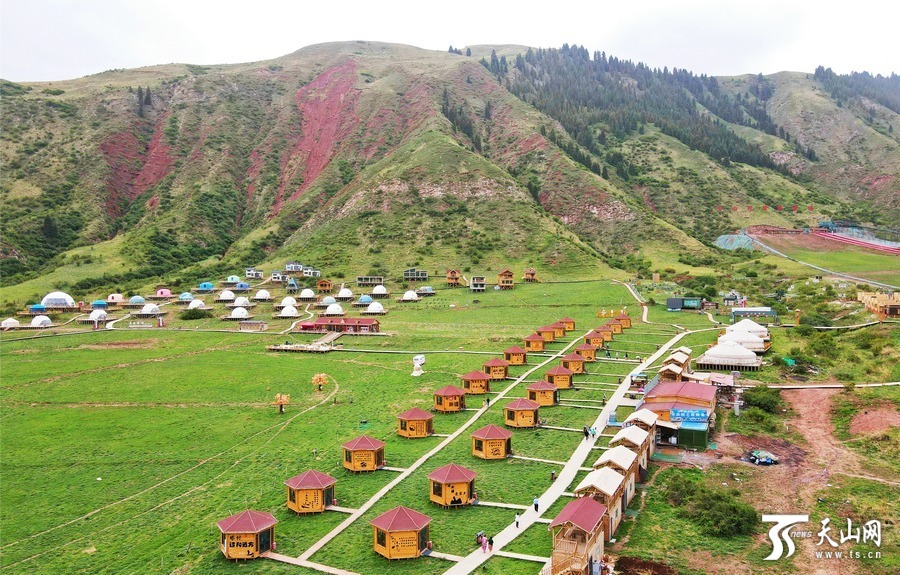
<box><xmin>523</xmin><ymin>333</ymin><xmax>546</xmax><ymax>352</ymax></box>
<box><xmin>583</xmin><ymin>331</ymin><xmax>607</xmax><ymax>347</ymax></box>
<box><xmin>504</xmin><ymin>398</ymin><xmax>540</xmax><ymax>428</ymax></box>
<box><xmin>460</xmin><ymin>371</ymin><xmax>491</xmax><ymax>395</ymax></box>
<box><xmin>370</xmin><ymin>506</ymin><xmax>431</xmax><ymax>560</ymax></box>
<box><xmin>560</xmin><ymin>353</ymin><xmax>585</xmax><ymax>374</ymax></box>
<box><xmin>605</xmin><ymin>320</ymin><xmax>623</xmax><ymax>335</ymax></box>
<box><xmin>471</xmin><ymin>424</ymin><xmax>512</xmax><ymax>459</ymax></box>
<box><xmin>549</xmin><ymin>322</ymin><xmax>567</xmax><ymax>338</ymax></box>
<box><xmin>615</xmin><ymin>312</ymin><xmax>632</xmax><ymax>329</ymax></box>
<box><xmin>397</xmin><ymin>408</ymin><xmax>434</xmax><ymax>439</ymax></box>
<box><xmin>434</xmin><ymin>385</ymin><xmax>466</xmax><ymax>413</ymax></box>
<box><xmin>574</xmin><ymin>343</ymin><xmax>597</xmax><ymax>362</ymax></box>
<box><xmin>536</xmin><ymin>325</ymin><xmax>557</xmax><ymax>342</ymax></box>
<box><xmin>596</xmin><ymin>326</ymin><xmax>614</xmax><ymax>341</ymax></box>
<box><xmin>428</xmin><ymin>463</ymin><xmax>476</xmax><ymax>507</ymax></box>
<box><xmin>523</xmin><ymin>268</ymin><xmax>538</xmax><ymax>283</ymax></box>
<box><xmin>316</xmin><ymin>279</ymin><xmax>333</xmax><ymax>293</ymax></box>
<box><xmin>548</xmin><ymin>497</ymin><xmax>607</xmax><ymax>575</ymax></box>
<box><xmin>497</xmin><ymin>268</ymin><xmax>514</xmax><ymax>290</ymax></box>
<box><xmin>559</xmin><ymin>317</ymin><xmax>576</xmax><ymax>331</ymax></box>
<box><xmin>284</xmin><ymin>470</ymin><xmax>336</xmax><ymax>514</ymax></box>
<box><xmin>482</xmin><ymin>358</ymin><xmax>510</xmax><ymax>380</ymax></box>
<box><xmin>446</xmin><ymin>269</ymin><xmax>461</xmax><ymax>287</ymax></box>
<box><xmin>313</xmin><ymin>317</ymin><xmax>380</xmax><ymax>333</ymax></box>
<box><xmin>342</xmin><ymin>435</ymin><xmax>385</xmax><ymax>472</ymax></box>
<box><xmin>503</xmin><ymin>346</ymin><xmax>527</xmax><ymax>365</ymax></box>
<box><xmin>642</xmin><ymin>381</ymin><xmax>716</xmax><ymax>420</ymax></box>
<box><xmin>545</xmin><ymin>365</ymin><xmax>574</xmax><ymax>389</ymax></box>
<box><xmin>217</xmin><ymin>510</ymin><xmax>277</xmax><ymax>560</ymax></box>
<box><xmin>527</xmin><ymin>380</ymin><xmax>559</xmax><ymax>406</ymax></box>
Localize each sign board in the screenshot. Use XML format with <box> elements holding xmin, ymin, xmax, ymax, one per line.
<box><xmin>670</xmin><ymin>408</ymin><xmax>708</xmax><ymax>422</ymax></box>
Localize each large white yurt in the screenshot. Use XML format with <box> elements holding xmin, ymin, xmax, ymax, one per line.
<box><xmin>696</xmin><ymin>340</ymin><xmax>761</xmax><ymax>370</ymax></box>
<box><xmin>31</xmin><ymin>315</ymin><xmax>52</xmax><ymax>327</ymax></box>
<box><xmin>718</xmin><ymin>329</ymin><xmax>766</xmax><ymax>353</ymax></box>
<box><xmin>726</xmin><ymin>318</ymin><xmax>770</xmax><ymax>340</ymax></box>
<box><xmin>41</xmin><ymin>291</ymin><xmax>75</xmax><ymax>307</ymax></box>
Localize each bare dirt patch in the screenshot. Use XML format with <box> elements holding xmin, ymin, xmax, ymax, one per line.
<box><xmin>77</xmin><ymin>339</ymin><xmax>158</xmax><ymax>350</ymax></box>
<box><xmin>615</xmin><ymin>556</ymin><xmax>679</xmax><ymax>575</ymax></box>
<box><xmin>849</xmin><ymin>405</ymin><xmax>900</xmax><ymax>435</ymax></box>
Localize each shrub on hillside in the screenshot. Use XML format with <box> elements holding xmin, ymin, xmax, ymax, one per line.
<box><xmin>743</xmin><ymin>385</ymin><xmax>782</xmax><ymax>413</ymax></box>
<box><xmin>665</xmin><ymin>473</ymin><xmax>758</xmax><ymax>536</ymax></box>
<box><xmin>180</xmin><ymin>309</ymin><xmax>212</xmax><ymax>320</ymax></box>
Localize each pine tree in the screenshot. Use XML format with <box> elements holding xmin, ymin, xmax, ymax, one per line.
<box><xmin>601</xmin><ymin>166</ymin><xmax>609</xmax><ymax>179</ymax></box>
<box><xmin>137</xmin><ymin>86</ymin><xmax>144</xmax><ymax>117</ymax></box>
<box><xmin>144</xmin><ymin>88</ymin><xmax>152</xmax><ymax>106</ymax></box>
<box><xmin>465</xmin><ymin>47</ymin><xmax>471</xmax><ymax>57</ymax></box>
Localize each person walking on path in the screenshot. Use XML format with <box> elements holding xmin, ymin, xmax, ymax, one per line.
<box><xmin>480</xmin><ymin>535</ymin><xmax>487</xmax><ymax>553</ymax></box>
<box><xmin>515</xmin><ymin>512</ymin><xmax>520</xmax><ymax>528</ymax></box>
<box><xmin>533</xmin><ymin>497</ymin><xmax>540</xmax><ymax>512</ymax></box>
<box><xmin>582</xmin><ymin>426</ymin><xmax>590</xmax><ymax>440</ymax></box>
<box><xmin>488</xmin><ymin>536</ymin><xmax>494</xmax><ymax>552</ymax></box>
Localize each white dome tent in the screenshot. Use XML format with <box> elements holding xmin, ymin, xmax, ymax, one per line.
<box><xmin>31</xmin><ymin>315</ymin><xmax>52</xmax><ymax>328</ymax></box>
<box><xmin>371</xmin><ymin>285</ymin><xmax>389</xmax><ymax>298</ymax></box>
<box><xmin>188</xmin><ymin>299</ymin><xmax>208</xmax><ymax>310</ymax></box>
<box><xmin>321</xmin><ymin>296</ymin><xmax>336</xmax><ymax>305</ymax></box>
<box><xmin>107</xmin><ymin>293</ymin><xmax>125</xmax><ymax>304</ymax></box>
<box><xmin>717</xmin><ymin>329</ymin><xmax>766</xmax><ymax>353</ymax></box>
<box><xmin>401</xmin><ymin>290</ymin><xmax>419</xmax><ymax>302</ymax></box>
<box><xmin>217</xmin><ymin>290</ymin><xmax>236</xmax><ymax>302</ymax></box>
<box><xmin>336</xmin><ymin>287</ymin><xmax>354</xmax><ymax>301</ymax></box>
<box><xmin>298</xmin><ymin>288</ymin><xmax>317</xmax><ymax>301</ymax></box>
<box><xmin>324</xmin><ymin>303</ymin><xmax>344</xmax><ymax>316</ymax></box>
<box><xmin>727</xmin><ymin>318</ymin><xmax>770</xmax><ymax>340</ymax></box>
<box><xmin>229</xmin><ymin>307</ymin><xmax>250</xmax><ymax>320</ymax></box>
<box><xmin>279</xmin><ymin>296</ymin><xmax>297</xmax><ymax>308</ymax></box>
<box><xmin>89</xmin><ymin>309</ymin><xmax>108</xmax><ymax>322</ymax></box>
<box><xmin>41</xmin><ymin>291</ymin><xmax>75</xmax><ymax>308</ymax></box>
<box><xmin>232</xmin><ymin>296</ymin><xmax>252</xmax><ymax>308</ymax></box>
<box><xmin>363</xmin><ymin>301</ymin><xmax>386</xmax><ymax>315</ymax></box>
<box><xmin>2</xmin><ymin>317</ymin><xmax>21</xmax><ymax>329</ymax></box>
<box><xmin>139</xmin><ymin>304</ymin><xmax>162</xmax><ymax>317</ymax></box>
<box><xmin>696</xmin><ymin>340</ymin><xmax>761</xmax><ymax>370</ymax></box>
<box><xmin>253</xmin><ymin>289</ymin><xmax>271</xmax><ymax>301</ymax></box>
<box><xmin>278</xmin><ymin>305</ymin><xmax>299</xmax><ymax>318</ymax></box>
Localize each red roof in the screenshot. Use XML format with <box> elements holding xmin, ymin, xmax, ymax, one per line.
<box><xmin>461</xmin><ymin>370</ymin><xmax>490</xmax><ymax>381</ymax></box>
<box><xmin>471</xmin><ymin>424</ymin><xmax>512</xmax><ymax>440</ymax></box>
<box><xmin>550</xmin><ymin>321</ymin><xmax>567</xmax><ymax>329</ymax></box>
<box><xmin>284</xmin><ymin>470</ymin><xmax>337</xmax><ymax>490</ymax></box>
<box><xmin>504</xmin><ymin>346</ymin><xmax>527</xmax><ymax>354</ymax></box>
<box><xmin>527</xmin><ymin>380</ymin><xmax>558</xmax><ymax>391</ymax></box>
<box><xmin>606</xmin><ymin>319</ymin><xmax>624</xmax><ymax>326</ymax></box>
<box><xmin>483</xmin><ymin>358</ymin><xmax>510</xmax><ymax>367</ymax></box>
<box><xmin>584</xmin><ymin>331</ymin><xmax>604</xmax><ymax>338</ymax></box>
<box><xmin>546</xmin><ymin>366</ymin><xmax>574</xmax><ymax>376</ymax></box>
<box><xmin>575</xmin><ymin>344</ymin><xmax>598</xmax><ymax>351</ymax></box>
<box><xmin>314</xmin><ymin>317</ymin><xmax>379</xmax><ymax>326</ymax></box>
<box><xmin>342</xmin><ymin>435</ymin><xmax>386</xmax><ymax>451</ymax></box>
<box><xmin>645</xmin><ymin>380</ymin><xmax>716</xmax><ymax>404</ymax></box>
<box><xmin>524</xmin><ymin>334</ymin><xmax>545</xmax><ymax>341</ymax></box>
<box><xmin>217</xmin><ymin>510</ymin><xmax>278</xmax><ymax>533</ymax></box>
<box><xmin>370</xmin><ymin>506</ymin><xmax>431</xmax><ymax>531</ymax></box>
<box><xmin>505</xmin><ymin>398</ymin><xmax>540</xmax><ymax>410</ymax></box>
<box><xmin>398</xmin><ymin>407</ymin><xmax>434</xmax><ymax>421</ymax></box>
<box><xmin>640</xmin><ymin>401</ymin><xmax>710</xmax><ymax>413</ymax></box>
<box><xmin>428</xmin><ymin>463</ymin><xmax>477</xmax><ymax>484</ymax></box>
<box><xmin>561</xmin><ymin>353</ymin><xmax>585</xmax><ymax>362</ymax></box>
<box><xmin>548</xmin><ymin>497</ymin><xmax>607</xmax><ymax>533</ymax></box>
<box><xmin>559</xmin><ymin>317</ymin><xmax>576</xmax><ymax>323</ymax></box>
<box><xmin>596</xmin><ymin>326</ymin><xmax>613</xmax><ymax>332</ymax></box>
<box><xmin>615</xmin><ymin>313</ymin><xmax>630</xmax><ymax>320</ymax></box>
<box><xmin>434</xmin><ymin>385</ymin><xmax>466</xmax><ymax>396</ymax></box>
<box><xmin>537</xmin><ymin>325</ymin><xmax>556</xmax><ymax>332</ymax></box>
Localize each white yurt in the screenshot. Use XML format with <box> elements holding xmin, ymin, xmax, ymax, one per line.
<box><xmin>230</xmin><ymin>307</ymin><xmax>249</xmax><ymax>319</ymax></box>
<box><xmin>365</xmin><ymin>301</ymin><xmax>386</xmax><ymax>315</ymax></box>
<box><xmin>336</xmin><ymin>287</ymin><xmax>354</xmax><ymax>301</ymax></box>
<box><xmin>89</xmin><ymin>309</ymin><xmax>108</xmax><ymax>322</ymax></box>
<box><xmin>279</xmin><ymin>305</ymin><xmax>299</xmax><ymax>318</ymax></box>
<box><xmin>233</xmin><ymin>296</ymin><xmax>251</xmax><ymax>308</ymax></box>
<box><xmin>140</xmin><ymin>304</ymin><xmax>161</xmax><ymax>315</ymax></box>
<box><xmin>324</xmin><ymin>303</ymin><xmax>344</xmax><ymax>316</ymax></box>
<box><xmin>41</xmin><ymin>291</ymin><xmax>75</xmax><ymax>308</ymax></box>
<box><xmin>107</xmin><ymin>293</ymin><xmax>125</xmax><ymax>304</ymax></box>
<box><xmin>280</xmin><ymin>296</ymin><xmax>297</xmax><ymax>308</ymax></box>
<box><xmin>727</xmin><ymin>318</ymin><xmax>770</xmax><ymax>340</ymax></box>
<box><xmin>253</xmin><ymin>289</ymin><xmax>271</xmax><ymax>301</ymax></box>
<box><xmin>718</xmin><ymin>329</ymin><xmax>766</xmax><ymax>353</ymax></box>
<box><xmin>188</xmin><ymin>299</ymin><xmax>207</xmax><ymax>310</ymax></box>
<box><xmin>696</xmin><ymin>340</ymin><xmax>761</xmax><ymax>370</ymax></box>
<box><xmin>299</xmin><ymin>288</ymin><xmax>317</xmax><ymax>301</ymax></box>
<box><xmin>402</xmin><ymin>290</ymin><xmax>419</xmax><ymax>301</ymax></box>
<box><xmin>31</xmin><ymin>315</ymin><xmax>52</xmax><ymax>327</ymax></box>
<box><xmin>1</xmin><ymin>317</ymin><xmax>21</xmax><ymax>328</ymax></box>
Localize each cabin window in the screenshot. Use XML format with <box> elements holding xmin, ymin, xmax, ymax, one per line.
<box><xmin>436</xmin><ymin>396</ymin><xmax>443</xmax><ymax>405</ymax></box>
<box><xmin>432</xmin><ymin>481</ymin><xmax>443</xmax><ymax>497</ymax></box>
<box><xmin>463</xmin><ymin>380</ymin><xmax>470</xmax><ymax>389</ymax></box>
<box><xmin>289</xmin><ymin>489</ymin><xmax>296</xmax><ymax>502</ymax></box>
<box><xmin>506</xmin><ymin>409</ymin><xmax>515</xmax><ymax>421</ymax></box>
<box><xmin>400</xmin><ymin>420</ymin><xmax>407</xmax><ymax>431</ymax></box>
<box><xmin>474</xmin><ymin>439</ymin><xmax>484</xmax><ymax>452</ymax></box>
<box><xmin>376</xmin><ymin>529</ymin><xmax>386</xmax><ymax>547</ymax></box>
<box><xmin>221</xmin><ymin>532</ymin><xmax>226</xmax><ymax>545</ymax></box>
<box><xmin>344</xmin><ymin>449</ymin><xmax>352</xmax><ymax>463</ymax></box>
<box><xmin>528</xmin><ymin>391</ymin><xmax>536</xmax><ymax>401</ymax></box>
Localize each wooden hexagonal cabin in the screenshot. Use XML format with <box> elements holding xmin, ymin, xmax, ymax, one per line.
<box><xmin>504</xmin><ymin>398</ymin><xmax>540</xmax><ymax>428</ymax></box>
<box><xmin>574</xmin><ymin>343</ymin><xmax>597</xmax><ymax>362</ymax></box>
<box><xmin>397</xmin><ymin>408</ymin><xmax>434</xmax><ymax>438</ymax></box>
<box><xmin>316</xmin><ymin>279</ymin><xmax>333</xmax><ymax>293</ymax></box>
<box><xmin>527</xmin><ymin>380</ymin><xmax>559</xmax><ymax>406</ymax></box>
<box><xmin>460</xmin><ymin>370</ymin><xmax>491</xmax><ymax>395</ymax></box>
<box><xmin>605</xmin><ymin>320</ymin><xmax>623</xmax><ymax>335</ymax></box>
<box><xmin>584</xmin><ymin>331</ymin><xmax>606</xmax><ymax>347</ymax></box>
<box><xmin>471</xmin><ymin>424</ymin><xmax>512</xmax><ymax>459</ymax></box>
<box><xmin>428</xmin><ymin>463</ymin><xmax>476</xmax><ymax>507</ymax></box>
<box><xmin>503</xmin><ymin>346</ymin><xmax>528</xmax><ymax>366</ymax></box>
<box><xmin>482</xmin><ymin>358</ymin><xmax>510</xmax><ymax>380</ymax></box>
<box><xmin>371</xmin><ymin>506</ymin><xmax>431</xmax><ymax>560</ymax></box>
<box><xmin>549</xmin><ymin>322</ymin><xmax>567</xmax><ymax>338</ymax></box>
<box><xmin>536</xmin><ymin>325</ymin><xmax>557</xmax><ymax>342</ymax></box>
<box><xmin>559</xmin><ymin>317</ymin><xmax>576</xmax><ymax>331</ymax></box>
<box><xmin>596</xmin><ymin>326</ymin><xmax>614</xmax><ymax>341</ymax></box>
<box><xmin>284</xmin><ymin>470</ymin><xmax>336</xmax><ymax>514</ymax></box>
<box><xmin>497</xmin><ymin>268</ymin><xmax>514</xmax><ymax>290</ymax></box>
<box><xmin>342</xmin><ymin>435</ymin><xmax>385</xmax><ymax>472</ymax></box>
<box><xmin>615</xmin><ymin>313</ymin><xmax>632</xmax><ymax>328</ymax></box>
<box><xmin>523</xmin><ymin>333</ymin><xmax>546</xmax><ymax>352</ymax></box>
<box><xmin>434</xmin><ymin>385</ymin><xmax>466</xmax><ymax>413</ymax></box>
<box><xmin>560</xmin><ymin>353</ymin><xmax>586</xmax><ymax>374</ymax></box>
<box><xmin>545</xmin><ymin>365</ymin><xmax>574</xmax><ymax>389</ymax></box>
<box><xmin>217</xmin><ymin>510</ymin><xmax>277</xmax><ymax>560</ymax></box>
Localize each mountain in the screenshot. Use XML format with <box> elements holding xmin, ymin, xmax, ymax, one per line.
<box><xmin>1</xmin><ymin>41</ymin><xmax>896</xmax><ymax>304</ymax></box>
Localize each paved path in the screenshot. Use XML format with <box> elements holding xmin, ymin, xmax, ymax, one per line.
<box><xmin>494</xmin><ymin>550</ymin><xmax>550</xmax><ymax>562</ymax></box>
<box><xmin>510</xmin><ymin>455</ymin><xmax>567</xmax><ymax>466</ymax></box>
<box><xmin>423</xmin><ymin>549</ymin><xmax>466</xmax><ymax>561</ymax></box>
<box><xmin>262</xmin><ymin>552</ymin><xmax>360</xmax><ymax>574</ymax></box>
<box><xmin>476</xmin><ymin>500</ymin><xmax>529</xmax><ymax>510</ymax></box>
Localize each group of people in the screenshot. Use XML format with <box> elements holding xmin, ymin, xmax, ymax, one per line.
<box><xmin>475</xmin><ymin>531</ymin><xmax>494</xmax><ymax>553</ymax></box>
<box><xmin>582</xmin><ymin>425</ymin><xmax>598</xmax><ymax>440</ymax></box>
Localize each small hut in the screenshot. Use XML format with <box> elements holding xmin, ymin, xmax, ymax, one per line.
<box><xmin>428</xmin><ymin>464</ymin><xmax>476</xmax><ymax>507</ymax></box>
<box><xmin>471</xmin><ymin>424</ymin><xmax>512</xmax><ymax>459</ymax></box>
<box><xmin>298</xmin><ymin>288</ymin><xmax>317</xmax><ymax>302</ymax></box>
<box><xmin>370</xmin><ymin>506</ymin><xmax>431</xmax><ymax>560</ymax></box>
<box><xmin>341</xmin><ymin>435</ymin><xmax>385</xmax><ymax>472</ymax></box>
<box><xmin>605</xmin><ymin>320</ymin><xmax>623</xmax><ymax>335</ymax></box>
<box><xmin>284</xmin><ymin>470</ymin><xmax>336</xmax><ymax>514</ymax></box>
<box><xmin>622</xmin><ymin>408</ymin><xmax>659</xmax><ymax>439</ymax></box>
<box><xmin>545</xmin><ymin>366</ymin><xmax>574</xmax><ymax>389</ymax></box>
<box><xmin>574</xmin><ymin>468</ymin><xmax>626</xmax><ymax>540</ymax></box>
<box><xmin>482</xmin><ymin>358</ymin><xmax>510</xmax><ymax>380</ymax></box>
<box><xmin>614</xmin><ymin>312</ymin><xmax>632</xmax><ymax>329</ymax></box>
<box><xmin>559</xmin><ymin>317</ymin><xmax>576</xmax><ymax>331</ymax></box>
<box><xmin>446</xmin><ymin>269</ymin><xmax>461</xmax><ymax>287</ymax></box>
<box><xmin>504</xmin><ymin>398</ymin><xmax>540</xmax><ymax>428</ymax></box>
<box><xmin>503</xmin><ymin>346</ymin><xmax>528</xmax><ymax>365</ymax></box>
<box><xmin>609</xmin><ymin>426</ymin><xmax>651</xmax><ymax>475</ymax></box>
<box><xmin>527</xmin><ymin>380</ymin><xmax>559</xmax><ymax>406</ymax></box>
<box><xmin>548</xmin><ymin>497</ymin><xmax>607</xmax><ymax>575</ymax></box>
<box><xmin>595</xmin><ymin>326</ymin><xmax>614</xmax><ymax>341</ymax></box>
<box><xmin>497</xmin><ymin>269</ymin><xmax>514</xmax><ymax>290</ymax></box>
<box><xmin>469</xmin><ymin>276</ymin><xmax>486</xmax><ymax>292</ymax></box>
<box><xmin>460</xmin><ymin>370</ymin><xmax>491</xmax><ymax>395</ymax></box>
<box><xmin>317</xmin><ymin>279</ymin><xmax>333</xmax><ymax>293</ymax></box>
<box><xmin>536</xmin><ymin>325</ymin><xmax>557</xmax><ymax>342</ymax></box>
<box><xmin>397</xmin><ymin>408</ymin><xmax>434</xmax><ymax>438</ymax></box>
<box><xmin>560</xmin><ymin>353</ymin><xmax>586</xmax><ymax>374</ymax></box>
<box><xmin>434</xmin><ymin>385</ymin><xmax>466</xmax><ymax>413</ymax></box>
<box><xmin>523</xmin><ymin>268</ymin><xmax>538</xmax><ymax>283</ymax></box>
<box><xmin>217</xmin><ymin>510</ymin><xmax>277</xmax><ymax>560</ymax></box>
<box><xmin>523</xmin><ymin>333</ymin><xmax>546</xmax><ymax>352</ymax></box>
<box><xmin>549</xmin><ymin>322</ymin><xmax>567</xmax><ymax>338</ymax></box>
<box><xmin>574</xmin><ymin>343</ymin><xmax>597</xmax><ymax>362</ymax></box>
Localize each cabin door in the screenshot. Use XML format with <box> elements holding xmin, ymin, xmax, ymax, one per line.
<box><xmin>258</xmin><ymin>528</ymin><xmax>272</xmax><ymax>553</ymax></box>
<box><xmin>418</xmin><ymin>526</ymin><xmax>429</xmax><ymax>551</ymax></box>
<box><xmin>324</xmin><ymin>486</ymin><xmax>334</xmax><ymax>507</ymax></box>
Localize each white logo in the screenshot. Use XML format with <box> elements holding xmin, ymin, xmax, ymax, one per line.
<box><xmin>762</xmin><ymin>514</ymin><xmax>809</xmax><ymax>561</ymax></box>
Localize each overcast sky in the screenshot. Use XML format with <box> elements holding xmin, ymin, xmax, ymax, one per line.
<box><xmin>1</xmin><ymin>0</ymin><xmax>897</xmax><ymax>82</ymax></box>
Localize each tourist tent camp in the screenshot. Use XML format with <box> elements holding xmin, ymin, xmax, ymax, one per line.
<box><xmin>504</xmin><ymin>398</ymin><xmax>540</xmax><ymax>428</ymax></box>
<box><xmin>89</xmin><ymin>309</ymin><xmax>108</xmax><ymax>322</ymax></box>
<box><xmin>342</xmin><ymin>435</ymin><xmax>385</xmax><ymax>472</ymax></box>
<box><xmin>226</xmin><ymin>307</ymin><xmax>251</xmax><ymax>320</ymax></box>
<box><xmin>154</xmin><ymin>288</ymin><xmax>172</xmax><ymax>299</ymax></box>
<box><xmin>545</xmin><ymin>365</ymin><xmax>574</xmax><ymax>389</ymax></box>
<box><xmin>434</xmin><ymin>385</ymin><xmax>466</xmax><ymax>413</ymax></box>
<box><xmin>527</xmin><ymin>380</ymin><xmax>559</xmax><ymax>406</ymax></box>
<box><xmin>318</xmin><ymin>296</ymin><xmax>337</xmax><ymax>308</ymax></box>
<box><xmin>523</xmin><ymin>333</ymin><xmax>546</xmax><ymax>352</ymax></box>
<box><xmin>107</xmin><ymin>293</ymin><xmax>125</xmax><ymax>304</ymax></box>
<box><xmin>253</xmin><ymin>289</ymin><xmax>271</xmax><ymax>301</ymax></box>
<box><xmin>233</xmin><ymin>282</ymin><xmax>251</xmax><ymax>292</ymax></box>
<box><xmin>362</xmin><ymin>301</ymin><xmax>387</xmax><ymax>315</ymax></box>
<box><xmin>428</xmin><ymin>463</ymin><xmax>476</xmax><ymax>507</ymax></box>
<box><xmin>41</xmin><ymin>291</ymin><xmax>75</xmax><ymax>308</ymax></box>
<box><xmin>27</xmin><ymin>304</ymin><xmax>47</xmax><ymax>314</ymax></box>
<box><xmin>548</xmin><ymin>496</ymin><xmax>607</xmax><ymax>574</ymax></box>
<box><xmin>336</xmin><ymin>287</ymin><xmax>354</xmax><ymax>301</ymax></box>
<box><xmin>30</xmin><ymin>315</ymin><xmax>52</xmax><ymax>328</ymax></box>
<box><xmin>323</xmin><ymin>303</ymin><xmax>345</xmax><ymax>317</ymax></box>
<box><xmin>397</xmin><ymin>408</ymin><xmax>434</xmax><ymax>438</ymax></box>
<box><xmin>278</xmin><ymin>306</ymin><xmax>299</xmax><ymax>318</ymax></box>
<box><xmin>503</xmin><ymin>346</ymin><xmax>528</xmax><ymax>365</ymax></box>
<box><xmin>216</xmin><ymin>510</ymin><xmax>276</xmax><ymax>560</ymax></box>
<box><xmin>370</xmin><ymin>506</ymin><xmax>431</xmax><ymax>560</ymax></box>
<box><xmin>354</xmin><ymin>294</ymin><xmax>374</xmax><ymax>308</ymax></box>
<box><xmin>230</xmin><ymin>296</ymin><xmax>252</xmax><ymax>308</ymax></box>
<box><xmin>471</xmin><ymin>424</ymin><xmax>512</xmax><ymax>459</ymax></box>
<box><xmin>416</xmin><ymin>286</ymin><xmax>435</xmax><ymax>297</ymax></box>
<box><xmin>224</xmin><ymin>275</ymin><xmax>241</xmax><ymax>284</ymax></box>
<box><xmin>482</xmin><ymin>358</ymin><xmax>510</xmax><ymax>380</ymax></box>
<box><xmin>284</xmin><ymin>470</ymin><xmax>336</xmax><ymax>514</ymax></box>
<box><xmin>298</xmin><ymin>288</ymin><xmax>317</xmax><ymax>302</ymax></box>
<box><xmin>2</xmin><ymin>318</ymin><xmax>21</xmax><ymax>329</ymax></box>
<box><xmin>718</xmin><ymin>329</ymin><xmax>768</xmax><ymax>352</ymax></box>
<box><xmin>460</xmin><ymin>370</ymin><xmax>491</xmax><ymax>394</ymax></box>
<box><xmin>574</xmin><ymin>467</ymin><xmax>626</xmax><ymax>539</ymax></box>
<box><xmin>593</xmin><ymin>446</ymin><xmax>638</xmax><ymax>505</ymax></box>
<box><xmin>727</xmin><ymin>318</ymin><xmax>771</xmax><ymax>340</ymax></box>
<box><xmin>90</xmin><ymin>299</ymin><xmax>108</xmax><ymax>309</ymax></box>
<box><xmin>695</xmin><ymin>340</ymin><xmax>762</xmax><ymax>371</ymax></box>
